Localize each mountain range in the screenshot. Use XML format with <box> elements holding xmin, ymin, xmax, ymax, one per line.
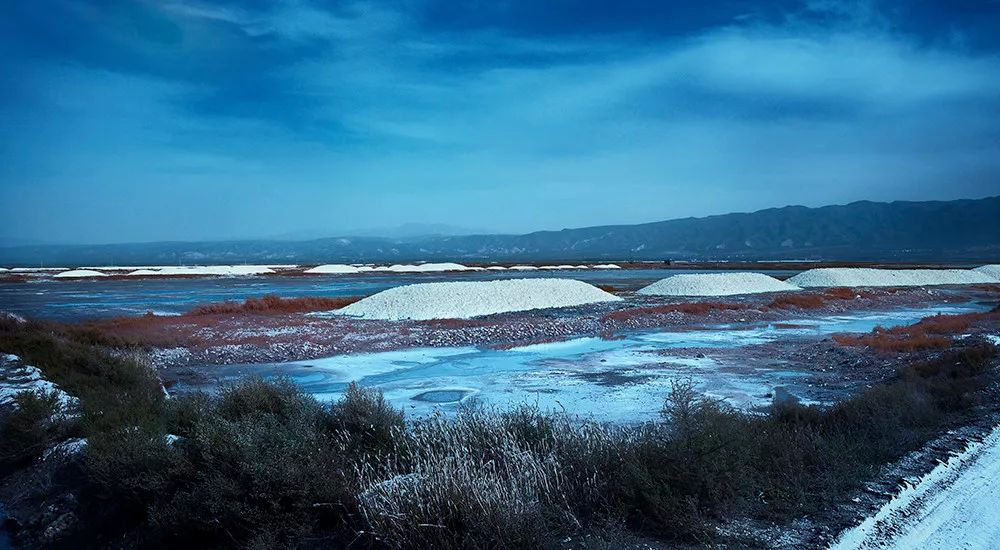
<box><xmin>3</xmin><ymin>197</ymin><xmax>998</xmax><ymax>266</ymax></box>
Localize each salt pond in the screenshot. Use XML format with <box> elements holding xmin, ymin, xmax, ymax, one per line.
<box><xmin>171</xmin><ymin>303</ymin><xmax>989</xmax><ymax>423</ymax></box>
<box><xmin>0</xmin><ymin>268</ymin><xmax>796</xmax><ymax>322</ymax></box>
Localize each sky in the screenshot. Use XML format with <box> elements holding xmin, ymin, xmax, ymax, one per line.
<box><xmin>1</xmin><ymin>1</ymin><xmax>999</xmax><ymax>244</ymax></box>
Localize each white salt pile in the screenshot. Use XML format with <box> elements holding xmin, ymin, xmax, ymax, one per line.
<box><xmin>592</xmin><ymin>264</ymin><xmax>622</xmax><ymax>269</ymax></box>
<box><xmin>336</xmin><ymin>278</ymin><xmax>622</xmax><ymax>320</ymax></box>
<box><xmin>53</xmin><ymin>269</ymin><xmax>108</xmax><ymax>278</ymax></box>
<box><xmin>509</xmin><ymin>265</ymin><xmax>539</xmax><ymax>271</ymax></box>
<box><xmin>126</xmin><ymin>265</ymin><xmax>276</xmax><ymax>277</ymax></box>
<box><xmin>373</xmin><ymin>263</ymin><xmax>480</xmax><ymax>273</ymax></box>
<box><xmin>973</xmin><ymin>265</ymin><xmax>1000</xmax><ymax>280</ymax></box>
<box><xmin>638</xmin><ymin>272</ymin><xmax>800</xmax><ymax>297</ymax></box>
<box><xmin>787</xmin><ymin>268</ymin><xmax>997</xmax><ymax>288</ymax></box>
<box><xmin>305</xmin><ymin>264</ymin><xmax>362</xmax><ymax>274</ymax></box>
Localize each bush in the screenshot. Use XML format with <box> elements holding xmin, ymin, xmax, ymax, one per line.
<box><xmin>149</xmin><ymin>379</ymin><xmax>351</xmax><ymax>547</ymax></box>
<box><xmin>832</xmin><ymin>309</ymin><xmax>1000</xmax><ymax>353</ymax></box>
<box><xmin>327</xmin><ymin>382</ymin><xmax>405</xmax><ymax>458</ymax></box>
<box><xmin>768</xmin><ymin>294</ymin><xmax>826</xmax><ymax>309</ymax></box>
<box><xmin>0</xmin><ymin>390</ymin><xmax>67</xmax><ymax>467</ymax></box>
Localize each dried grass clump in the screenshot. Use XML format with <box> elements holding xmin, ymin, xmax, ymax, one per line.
<box><xmin>355</xmin><ymin>406</ymin><xmax>617</xmax><ymax>548</ymax></box>
<box><xmin>767</xmin><ymin>294</ymin><xmax>826</xmax><ymax>309</ymax></box>
<box><xmin>824</xmin><ymin>287</ymin><xmax>858</xmax><ymax>300</ymax></box>
<box><xmin>832</xmin><ymin>309</ymin><xmax>1000</xmax><ymax>353</ymax></box>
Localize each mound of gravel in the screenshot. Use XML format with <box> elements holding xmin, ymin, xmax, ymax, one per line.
<box><xmin>787</xmin><ymin>268</ymin><xmax>997</xmax><ymax>288</ymax></box>
<box><xmin>53</xmin><ymin>269</ymin><xmax>107</xmax><ymax>278</ymax></box>
<box><xmin>305</xmin><ymin>264</ymin><xmax>362</xmax><ymax>274</ymax></box>
<box><xmin>638</xmin><ymin>272</ymin><xmax>800</xmax><ymax>296</ymax></box>
<box><xmin>973</xmin><ymin>265</ymin><xmax>1000</xmax><ymax>281</ymax></box>
<box><xmin>336</xmin><ymin>278</ymin><xmax>622</xmax><ymax>320</ymax></box>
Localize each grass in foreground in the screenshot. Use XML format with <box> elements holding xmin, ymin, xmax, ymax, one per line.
<box><xmin>0</xmin><ymin>315</ymin><xmax>997</xmax><ymax>548</ymax></box>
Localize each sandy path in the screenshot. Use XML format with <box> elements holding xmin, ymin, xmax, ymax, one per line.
<box><xmin>832</xmin><ymin>425</ymin><xmax>1000</xmax><ymax>549</ymax></box>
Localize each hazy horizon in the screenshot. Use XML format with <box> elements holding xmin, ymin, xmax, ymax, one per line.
<box><xmin>3</xmin><ymin>1</ymin><xmax>1000</xmax><ymax>244</ymax></box>
<box><xmin>0</xmin><ymin>194</ymin><xmax>995</xmax><ymax>248</ymax></box>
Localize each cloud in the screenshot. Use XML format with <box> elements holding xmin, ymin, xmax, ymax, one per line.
<box><xmin>0</xmin><ymin>0</ymin><xmax>998</xmax><ymax>243</ymax></box>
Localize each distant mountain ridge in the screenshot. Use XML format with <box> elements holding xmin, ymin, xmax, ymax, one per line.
<box><xmin>2</xmin><ymin>197</ymin><xmax>999</xmax><ymax>266</ymax></box>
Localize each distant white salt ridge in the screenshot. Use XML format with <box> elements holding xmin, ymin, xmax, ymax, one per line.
<box><xmin>638</xmin><ymin>272</ymin><xmax>800</xmax><ymax>297</ymax></box>
<box><xmin>126</xmin><ymin>265</ymin><xmax>276</xmax><ymax>277</ymax></box>
<box><xmin>374</xmin><ymin>262</ymin><xmax>483</xmax><ymax>273</ymax></box>
<box><xmin>53</xmin><ymin>269</ymin><xmax>108</xmax><ymax>278</ymax></box>
<box><xmin>787</xmin><ymin>268</ymin><xmax>997</xmax><ymax>288</ymax></box>
<box><xmin>336</xmin><ymin>278</ymin><xmax>622</xmax><ymax>320</ymax></box>
<box><xmin>305</xmin><ymin>264</ymin><xmax>362</xmax><ymax>274</ymax></box>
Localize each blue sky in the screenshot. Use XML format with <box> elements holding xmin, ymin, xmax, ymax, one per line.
<box><xmin>1</xmin><ymin>0</ymin><xmax>999</xmax><ymax>244</ymax></box>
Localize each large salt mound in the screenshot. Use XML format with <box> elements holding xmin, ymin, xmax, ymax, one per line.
<box><xmin>125</xmin><ymin>265</ymin><xmax>275</xmax><ymax>277</ymax></box>
<box><xmin>53</xmin><ymin>269</ymin><xmax>107</xmax><ymax>278</ymax></box>
<box><xmin>374</xmin><ymin>262</ymin><xmax>479</xmax><ymax>273</ymax></box>
<box><xmin>638</xmin><ymin>272</ymin><xmax>800</xmax><ymax>297</ymax></box>
<box><xmin>305</xmin><ymin>264</ymin><xmax>361</xmax><ymax>274</ymax></box>
<box><xmin>337</xmin><ymin>278</ymin><xmax>622</xmax><ymax>320</ymax></box>
<box><xmin>973</xmin><ymin>265</ymin><xmax>1000</xmax><ymax>281</ymax></box>
<box><xmin>787</xmin><ymin>268</ymin><xmax>996</xmax><ymax>288</ymax></box>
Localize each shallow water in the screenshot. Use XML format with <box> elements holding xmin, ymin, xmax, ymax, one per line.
<box><xmin>0</xmin><ymin>268</ymin><xmax>799</xmax><ymax>322</ymax></box>
<box><xmin>173</xmin><ymin>302</ymin><xmax>988</xmax><ymax>423</ymax></box>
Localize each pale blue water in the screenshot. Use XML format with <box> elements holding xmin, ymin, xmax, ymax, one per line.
<box><xmin>173</xmin><ymin>302</ymin><xmax>990</xmax><ymax>422</ymax></box>
<box><xmin>0</xmin><ymin>268</ymin><xmax>797</xmax><ymax>321</ymax></box>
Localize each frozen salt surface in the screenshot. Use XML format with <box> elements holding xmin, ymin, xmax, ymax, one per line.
<box><xmin>638</xmin><ymin>272</ymin><xmax>800</xmax><ymax>296</ymax></box>
<box><xmin>181</xmin><ymin>303</ymin><xmax>987</xmax><ymax>423</ymax></box>
<box><xmin>832</xmin><ymin>425</ymin><xmax>1000</xmax><ymax>549</ymax></box>
<box><xmin>337</xmin><ymin>278</ymin><xmax>622</xmax><ymax>320</ymax></box>
<box><xmin>788</xmin><ymin>268</ymin><xmax>997</xmax><ymax>288</ymax></box>
<box><xmin>305</xmin><ymin>264</ymin><xmax>362</xmax><ymax>274</ymax></box>
<box><xmin>974</xmin><ymin>264</ymin><xmax>1000</xmax><ymax>280</ymax></box>
<box><xmin>53</xmin><ymin>269</ymin><xmax>107</xmax><ymax>278</ymax></box>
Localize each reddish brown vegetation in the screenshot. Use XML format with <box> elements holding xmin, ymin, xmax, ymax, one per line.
<box><xmin>187</xmin><ymin>295</ymin><xmax>361</xmax><ymax>316</ymax></box>
<box><xmin>75</xmin><ymin>295</ymin><xmax>363</xmax><ymax>348</ymax></box>
<box><xmin>824</xmin><ymin>287</ymin><xmax>857</xmax><ymax>300</ymax></box>
<box><xmin>602</xmin><ymin>302</ymin><xmax>747</xmax><ymax>323</ymax></box>
<box><xmin>767</xmin><ymin>294</ymin><xmax>827</xmax><ymax>309</ymax></box>
<box><xmin>833</xmin><ymin>309</ymin><xmax>1000</xmax><ymax>353</ymax></box>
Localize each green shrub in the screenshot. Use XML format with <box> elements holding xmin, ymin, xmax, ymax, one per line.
<box><xmin>0</xmin><ymin>390</ymin><xmax>67</xmax><ymax>467</ymax></box>
<box><xmin>326</xmin><ymin>382</ymin><xmax>405</xmax><ymax>458</ymax></box>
